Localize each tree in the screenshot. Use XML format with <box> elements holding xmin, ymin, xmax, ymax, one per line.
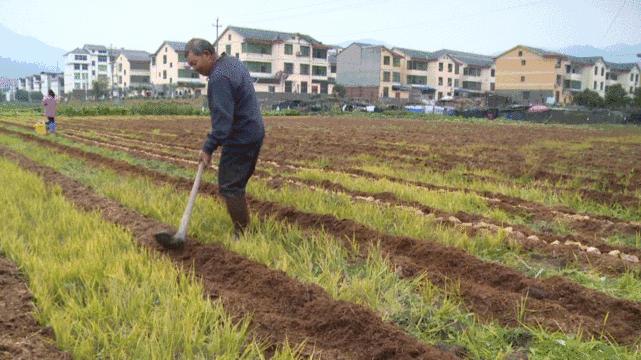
<box><xmin>15</xmin><ymin>89</ymin><xmax>29</xmax><ymax>102</ymax></box>
<box><xmin>92</xmin><ymin>79</ymin><xmax>110</xmax><ymax>99</ymax></box>
<box><xmin>30</xmin><ymin>91</ymin><xmax>43</xmax><ymax>102</ymax></box>
<box><xmin>604</xmin><ymin>84</ymin><xmax>629</xmax><ymax>108</ymax></box>
<box><xmin>633</xmin><ymin>87</ymin><xmax>641</xmax><ymax>108</ymax></box>
<box><xmin>0</xmin><ymin>90</ymin><xmax>5</xmax><ymax>102</ymax></box>
<box><xmin>572</xmin><ymin>89</ymin><xmax>603</xmax><ymax>108</ymax></box>
<box><xmin>333</xmin><ymin>84</ymin><xmax>346</xmax><ymax>98</ymax></box>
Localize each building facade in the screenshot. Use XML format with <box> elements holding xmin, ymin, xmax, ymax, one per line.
<box><xmin>63</xmin><ymin>44</ymin><xmax>113</xmax><ymax>95</ymax></box>
<box><xmin>215</xmin><ymin>26</ymin><xmax>335</xmax><ymax>95</ymax></box>
<box><xmin>113</xmin><ymin>49</ymin><xmax>152</xmax><ymax>97</ymax></box>
<box><xmin>150</xmin><ymin>41</ymin><xmax>207</xmax><ymax>97</ymax></box>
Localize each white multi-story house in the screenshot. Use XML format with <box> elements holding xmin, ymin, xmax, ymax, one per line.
<box><xmin>558</xmin><ymin>56</ymin><xmax>639</xmax><ymax>102</ymax></box>
<box><xmin>40</xmin><ymin>72</ymin><xmax>64</xmax><ymax>97</ymax></box>
<box><xmin>215</xmin><ymin>26</ymin><xmax>335</xmax><ymax>95</ymax></box>
<box><xmin>150</xmin><ymin>41</ymin><xmax>207</xmax><ymax>97</ymax></box>
<box><xmin>112</xmin><ymin>49</ymin><xmax>152</xmax><ymax>97</ymax></box>
<box><xmin>63</xmin><ymin>44</ymin><xmax>113</xmax><ymax>95</ymax></box>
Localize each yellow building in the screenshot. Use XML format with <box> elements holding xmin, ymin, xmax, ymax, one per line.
<box><xmin>495</xmin><ymin>45</ymin><xmax>568</xmax><ymax>104</ymax></box>
<box><xmin>112</xmin><ymin>49</ymin><xmax>151</xmax><ymax>97</ymax></box>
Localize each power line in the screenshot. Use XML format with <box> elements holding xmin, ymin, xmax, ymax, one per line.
<box><xmin>602</xmin><ymin>0</ymin><xmax>627</xmax><ymax>42</ymax></box>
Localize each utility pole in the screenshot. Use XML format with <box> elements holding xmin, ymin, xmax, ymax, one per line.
<box><xmin>212</xmin><ymin>18</ymin><xmax>222</xmax><ymax>54</ymax></box>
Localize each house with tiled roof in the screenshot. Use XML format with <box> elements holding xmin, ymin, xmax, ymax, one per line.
<box><xmin>215</xmin><ymin>26</ymin><xmax>336</xmax><ymax>94</ymax></box>
<box><xmin>63</xmin><ymin>44</ymin><xmax>113</xmax><ymax>95</ymax></box>
<box><xmin>495</xmin><ymin>45</ymin><xmax>640</xmax><ymax>105</ymax></box>
<box><xmin>112</xmin><ymin>49</ymin><xmax>152</xmax><ymax>97</ymax></box>
<box><xmin>150</xmin><ymin>41</ymin><xmax>207</xmax><ymax>97</ymax></box>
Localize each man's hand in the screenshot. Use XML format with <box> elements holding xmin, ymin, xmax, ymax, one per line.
<box><xmin>199</xmin><ymin>150</ymin><xmax>212</xmax><ymax>166</ymax></box>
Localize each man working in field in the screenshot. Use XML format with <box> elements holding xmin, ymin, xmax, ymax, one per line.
<box><xmin>183</xmin><ymin>38</ymin><xmax>265</xmax><ymax>240</ymax></box>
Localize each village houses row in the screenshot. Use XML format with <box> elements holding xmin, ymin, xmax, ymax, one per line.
<box><xmin>16</xmin><ymin>25</ymin><xmax>641</xmax><ymax>105</ymax></box>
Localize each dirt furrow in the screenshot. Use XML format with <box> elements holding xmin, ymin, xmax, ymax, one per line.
<box><xmin>0</xmin><ymin>147</ymin><xmax>453</xmax><ymax>360</ymax></box>
<box><xmin>0</xmin><ymin>256</ymin><xmax>71</xmax><ymax>360</ymax></box>
<box><xmin>2</xmin><ymin>127</ymin><xmax>641</xmax><ymax>346</ymax></box>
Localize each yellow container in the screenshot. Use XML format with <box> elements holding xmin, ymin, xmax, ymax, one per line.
<box><xmin>34</xmin><ymin>122</ymin><xmax>47</xmax><ymax>135</ymax></box>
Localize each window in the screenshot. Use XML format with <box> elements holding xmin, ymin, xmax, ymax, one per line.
<box><xmin>566</xmin><ymin>65</ymin><xmax>571</xmax><ymax>74</ymax></box>
<box><xmin>98</xmin><ymin>56</ymin><xmax>107</xmax><ymax>62</ymax></box>
<box><xmin>91</xmin><ymin>70</ymin><xmax>95</xmax><ymax>76</ymax></box>
<box><xmin>455</xmin><ymin>64</ymin><xmax>459</xmax><ymax>74</ymax></box>
<box><xmin>300</xmin><ymin>64</ymin><xmax>310</xmax><ymax>75</ymax></box>
<box><xmin>438</xmin><ymin>62</ymin><xmax>443</xmax><ymax>71</ymax></box>
<box><xmin>169</xmin><ymin>78</ymin><xmax>172</xmax><ymax>84</ymax></box>
<box><xmin>74</xmin><ymin>73</ymin><xmax>81</xmax><ymax>80</ymax></box>
<box><xmin>521</xmin><ymin>76</ymin><xmax>525</xmax><ymax>82</ymax></box>
<box><xmin>170</xmin><ymin>62</ymin><xmax>173</xmax><ymax>68</ymax></box>
<box><xmin>407</xmin><ymin>61</ymin><xmax>427</xmax><ymax>71</ymax></box>
<box><xmin>331</xmin><ymin>65</ymin><xmax>336</xmax><ymax>73</ymax></box>
<box><xmin>74</xmin><ymin>64</ymin><xmax>80</xmax><ymax>70</ymax></box>
<box><xmin>600</xmin><ymin>81</ymin><xmax>604</xmax><ymax>90</ymax></box>
<box><xmin>518</xmin><ymin>50</ymin><xmax>523</xmax><ymax>56</ymax></box>
<box><xmin>393</xmin><ymin>72</ymin><xmax>400</xmax><ymax>82</ymax></box>
<box><xmin>407</xmin><ymin>75</ymin><xmax>427</xmax><ymax>85</ymax></box>
<box><xmin>463</xmin><ymin>67</ymin><xmax>481</xmax><ymax>76</ymax></box>
<box><xmin>454</xmin><ymin>79</ymin><xmax>459</xmax><ymax>87</ymax></box>
<box><xmin>523</xmin><ymin>91</ymin><xmax>530</xmax><ymax>99</ymax></box>
<box><xmin>118</xmin><ymin>76</ymin><xmax>122</xmax><ymax>84</ymax></box>
<box><xmin>594</xmin><ymin>66</ymin><xmax>598</xmax><ymax>75</ymax></box>
<box><xmin>226</xmin><ymin>45</ymin><xmax>231</xmax><ymax>55</ymax></box>
<box><xmin>151</xmin><ymin>57</ymin><xmax>156</xmax><ymax>66</ymax></box>
<box><xmin>268</xmin><ymin>86</ymin><xmax>275</xmax><ymax>93</ymax></box>
<box><xmin>447</xmin><ymin>92</ymin><xmax>451</xmax><ymax>96</ymax></box>
<box><xmin>165</xmin><ymin>47</ymin><xmax>167</xmax><ymax>52</ymax></box>
<box><xmin>313</xmin><ymin>48</ymin><xmax>327</xmax><ymax>59</ymax></box>
<box><xmin>81</xmin><ymin>73</ymin><xmax>88</xmax><ymax>79</ymax></box>
<box><xmin>301</xmin><ymin>81</ymin><xmax>308</xmax><ymax>93</ymax></box>
<box><xmin>393</xmin><ymin>57</ymin><xmax>400</xmax><ymax>67</ymax></box>
<box><xmin>82</xmin><ymin>64</ymin><xmax>88</xmax><ymax>70</ymax></box>
<box><xmin>631</xmin><ymin>87</ymin><xmax>634</xmax><ymax>94</ymax></box>
<box><xmin>490</xmin><ymin>83</ymin><xmax>495</xmax><ymax>91</ymax></box>
<box><xmin>74</xmin><ymin>55</ymin><xmax>87</xmax><ymax>61</ymax></box>
<box><xmin>593</xmin><ymin>81</ymin><xmax>597</xmax><ymax>90</ymax></box>
<box><xmin>383</xmin><ymin>56</ymin><xmax>390</xmax><ymax>65</ymax></box>
<box><xmin>521</xmin><ymin>60</ymin><xmax>526</xmax><ymax>66</ymax></box>
<box><xmin>437</xmin><ymin>91</ymin><xmax>443</xmax><ymax>99</ymax></box>
<box><xmin>74</xmin><ymin>82</ymin><xmax>80</xmax><ymax>89</ymax></box>
<box><xmin>636</xmin><ymin>74</ymin><xmax>639</xmax><ymax>82</ymax></box>
<box><xmin>285</xmin><ymin>81</ymin><xmax>292</xmax><ymax>93</ymax></box>
<box><xmin>178</xmin><ymin>69</ymin><xmax>200</xmax><ymax>79</ymax></box>
<box><xmin>312</xmin><ymin>66</ymin><xmax>327</xmax><ymax>76</ymax></box>
<box><xmin>462</xmin><ymin>81</ymin><xmax>481</xmax><ymax>90</ymax></box>
<box><xmin>632</xmin><ymin>74</ymin><xmax>635</xmax><ymax>81</ymax></box>
<box><xmin>163</xmin><ymin>55</ymin><xmax>167</xmax><ymax>64</ymax></box>
<box><xmin>447</xmin><ymin>78</ymin><xmax>452</xmax><ymax>86</ymax></box>
<box><xmin>383</xmin><ymin>87</ymin><xmax>389</xmax><ymax>97</ymax></box>
<box><xmin>438</xmin><ymin>77</ymin><xmax>443</xmax><ymax>85</ymax></box>
<box><xmin>92</xmin><ymin>61</ymin><xmax>95</xmax><ymax>66</ymax></box>
<box><xmin>298</xmin><ymin>46</ymin><xmax>310</xmax><ymax>57</ymax></box>
<box><xmin>244</xmin><ymin>61</ymin><xmax>272</xmax><ymax>73</ymax></box>
<box><xmin>284</xmin><ymin>63</ymin><xmax>294</xmax><ymax>74</ymax></box>
<box><xmin>285</xmin><ymin>44</ymin><xmax>293</xmax><ymax>55</ymax></box>
<box><xmin>606</xmin><ymin>72</ymin><xmax>609</xmax><ymax>80</ymax></box>
<box><xmin>448</xmin><ymin>63</ymin><xmax>452</xmax><ymax>72</ymax></box>
<box><xmin>228</xmin><ymin>34</ymin><xmax>231</xmax><ymax>41</ymax></box>
<box><xmin>118</xmin><ymin>63</ymin><xmax>122</xmax><ymax>71</ymax></box>
<box><xmin>556</xmin><ymin>75</ymin><xmax>562</xmax><ymax>85</ymax></box>
<box><xmin>491</xmin><ymin>69</ymin><xmax>495</xmax><ymax>77</ymax></box>
<box><xmin>163</xmin><ymin>70</ymin><xmax>167</xmax><ymax>79</ymax></box>
<box><xmin>383</xmin><ymin>71</ymin><xmax>390</xmax><ymax>82</ymax></box>
<box><xmin>601</xmin><ymin>67</ymin><xmax>604</xmax><ymax>76</ymax></box>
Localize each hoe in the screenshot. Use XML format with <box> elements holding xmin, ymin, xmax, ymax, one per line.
<box><xmin>154</xmin><ymin>161</ymin><xmax>205</xmax><ymax>249</ymax></box>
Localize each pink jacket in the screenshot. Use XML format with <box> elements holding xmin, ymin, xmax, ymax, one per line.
<box><xmin>43</xmin><ymin>96</ymin><xmax>57</xmax><ymax>118</ymax></box>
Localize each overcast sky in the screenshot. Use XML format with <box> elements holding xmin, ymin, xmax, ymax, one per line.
<box><xmin>1</xmin><ymin>0</ymin><xmax>640</xmax><ymax>54</ymax></box>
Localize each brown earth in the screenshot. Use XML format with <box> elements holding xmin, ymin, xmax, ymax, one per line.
<box><xmin>0</xmin><ymin>147</ymin><xmax>454</xmax><ymax>360</ymax></box>
<box><xmin>2</xmin><ymin>127</ymin><xmax>641</xmax><ymax>345</ymax></box>
<box><xmin>0</xmin><ymin>256</ymin><xmax>71</xmax><ymax>360</ymax></box>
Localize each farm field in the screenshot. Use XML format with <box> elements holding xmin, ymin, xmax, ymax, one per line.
<box><xmin>1</xmin><ymin>111</ymin><xmax>641</xmax><ymax>359</ymax></box>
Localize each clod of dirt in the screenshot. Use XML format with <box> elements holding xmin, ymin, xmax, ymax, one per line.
<box><xmin>527</xmin><ymin>235</ymin><xmax>540</xmax><ymax>242</ymax></box>
<box><xmin>608</xmin><ymin>250</ymin><xmax>621</xmax><ymax>257</ymax></box>
<box><xmin>621</xmin><ymin>254</ymin><xmax>640</xmax><ymax>263</ymax></box>
<box><xmin>586</xmin><ymin>247</ymin><xmax>601</xmax><ymax>255</ymax></box>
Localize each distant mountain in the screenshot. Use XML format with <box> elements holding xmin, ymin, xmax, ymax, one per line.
<box><xmin>0</xmin><ymin>57</ymin><xmax>44</xmax><ymax>78</ymax></box>
<box><xmin>556</xmin><ymin>43</ymin><xmax>641</xmax><ymax>63</ymax></box>
<box><xmin>337</xmin><ymin>38</ymin><xmax>393</xmax><ymax>48</ymax></box>
<box><xmin>0</xmin><ymin>23</ymin><xmax>65</xmax><ymax>77</ymax></box>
